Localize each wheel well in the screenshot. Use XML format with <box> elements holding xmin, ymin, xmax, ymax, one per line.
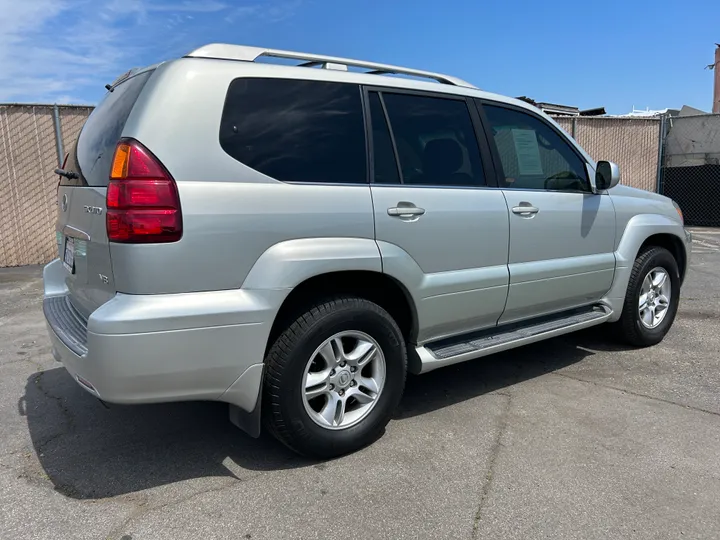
<box><xmin>266</xmin><ymin>271</ymin><xmax>418</xmax><ymax>355</ymax></box>
<box><xmin>638</xmin><ymin>233</ymin><xmax>687</xmax><ymax>283</ymax></box>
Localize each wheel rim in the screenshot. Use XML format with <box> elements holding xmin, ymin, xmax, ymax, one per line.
<box><xmin>638</xmin><ymin>266</ymin><xmax>672</xmax><ymax>329</ymax></box>
<box><xmin>301</xmin><ymin>331</ymin><xmax>386</xmax><ymax>430</ymax></box>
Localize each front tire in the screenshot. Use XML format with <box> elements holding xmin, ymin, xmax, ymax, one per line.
<box><xmin>615</xmin><ymin>246</ymin><xmax>680</xmax><ymax>347</ymax></box>
<box><xmin>263</xmin><ymin>297</ymin><xmax>407</xmax><ymax>458</ymax></box>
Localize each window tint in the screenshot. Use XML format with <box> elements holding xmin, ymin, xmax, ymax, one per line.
<box><xmin>220</xmin><ymin>79</ymin><xmax>367</xmax><ymax>184</ymax></box>
<box><xmin>68</xmin><ymin>70</ymin><xmax>153</xmax><ymax>187</ymax></box>
<box><xmin>380</xmin><ymin>93</ymin><xmax>485</xmax><ymax>187</ymax></box>
<box><xmin>368</xmin><ymin>93</ymin><xmax>400</xmax><ymax>184</ymax></box>
<box><xmin>483</xmin><ymin>104</ymin><xmax>589</xmax><ymax>191</ymax></box>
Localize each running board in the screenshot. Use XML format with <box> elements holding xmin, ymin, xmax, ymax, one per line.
<box><xmin>416</xmin><ymin>306</ymin><xmax>612</xmax><ymax>373</ymax></box>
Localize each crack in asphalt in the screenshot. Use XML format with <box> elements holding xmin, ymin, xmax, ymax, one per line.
<box><xmin>471</xmin><ymin>391</ymin><xmax>512</xmax><ymax>540</ymax></box>
<box><xmin>104</xmin><ymin>495</ymin><xmax>151</xmax><ymax>540</ymax></box>
<box><xmin>106</xmin><ymin>477</ymin><xmax>249</xmax><ymax>540</ymax></box>
<box><xmin>552</xmin><ymin>371</ymin><xmax>720</xmax><ymax>417</ymax></box>
<box><xmin>31</xmin><ymin>371</ymin><xmax>76</xmax><ymax>455</ymax></box>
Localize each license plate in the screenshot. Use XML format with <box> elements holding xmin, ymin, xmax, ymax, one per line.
<box><xmin>63</xmin><ymin>237</ymin><xmax>75</xmax><ymax>273</ymax></box>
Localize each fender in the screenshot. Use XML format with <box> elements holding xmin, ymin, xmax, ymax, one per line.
<box><xmin>603</xmin><ymin>213</ymin><xmax>689</xmax><ymax>321</ymax></box>
<box><xmin>241</xmin><ymin>237</ymin><xmax>382</xmax><ymax>290</ymax></box>
<box><xmin>377</xmin><ymin>241</ymin><xmax>509</xmax><ymax>344</ymax></box>
<box><xmin>228</xmin><ymin>237</ymin><xmax>382</xmax><ymax>435</ymax></box>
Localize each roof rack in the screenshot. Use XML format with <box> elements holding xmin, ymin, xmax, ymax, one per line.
<box><xmin>185</xmin><ymin>44</ymin><xmax>476</xmax><ymax>88</ymax></box>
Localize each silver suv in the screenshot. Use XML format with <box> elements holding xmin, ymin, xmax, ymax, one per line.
<box><xmin>44</xmin><ymin>44</ymin><xmax>691</xmax><ymax>457</ymax></box>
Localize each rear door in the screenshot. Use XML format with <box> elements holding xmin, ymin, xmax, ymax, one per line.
<box><xmin>367</xmin><ymin>89</ymin><xmax>510</xmax><ymax>343</ymax></box>
<box><xmin>56</xmin><ymin>70</ymin><xmax>153</xmax><ymax>319</ymax></box>
<box><xmin>478</xmin><ymin>101</ymin><xmax>616</xmax><ymax>324</ymax></box>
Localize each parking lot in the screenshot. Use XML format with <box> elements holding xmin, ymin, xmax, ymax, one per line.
<box><xmin>1</xmin><ymin>228</ymin><xmax>719</xmax><ymax>540</ymax></box>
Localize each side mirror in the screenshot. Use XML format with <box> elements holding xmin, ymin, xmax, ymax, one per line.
<box><xmin>595</xmin><ymin>161</ymin><xmax>620</xmax><ymax>190</ymax></box>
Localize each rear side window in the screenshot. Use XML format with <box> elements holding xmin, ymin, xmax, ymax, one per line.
<box><xmin>66</xmin><ymin>70</ymin><xmax>152</xmax><ymax>187</ymax></box>
<box><xmin>220</xmin><ymin>79</ymin><xmax>367</xmax><ymax>184</ymax></box>
<box><xmin>377</xmin><ymin>92</ymin><xmax>485</xmax><ymax>187</ymax></box>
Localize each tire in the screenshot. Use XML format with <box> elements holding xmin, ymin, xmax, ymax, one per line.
<box><xmin>263</xmin><ymin>297</ymin><xmax>407</xmax><ymax>458</ymax></box>
<box><xmin>614</xmin><ymin>246</ymin><xmax>680</xmax><ymax>347</ymax></box>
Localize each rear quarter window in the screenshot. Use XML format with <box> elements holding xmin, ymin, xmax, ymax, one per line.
<box><xmin>63</xmin><ymin>70</ymin><xmax>153</xmax><ymax>187</ymax></box>
<box><xmin>219</xmin><ymin>78</ymin><xmax>367</xmax><ymax>184</ymax></box>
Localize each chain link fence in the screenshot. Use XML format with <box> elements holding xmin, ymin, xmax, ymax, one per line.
<box><xmin>59</xmin><ymin>107</ymin><xmax>93</xmax><ymax>157</ymax></box>
<box><xmin>660</xmin><ymin>114</ymin><xmax>720</xmax><ymax>227</ymax></box>
<box><xmin>553</xmin><ymin>116</ymin><xmax>661</xmax><ymax>192</ymax></box>
<box><xmin>0</xmin><ymin>105</ymin><xmax>93</xmax><ymax>267</ymax></box>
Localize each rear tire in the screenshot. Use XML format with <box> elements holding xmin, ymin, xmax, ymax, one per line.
<box><xmin>614</xmin><ymin>246</ymin><xmax>680</xmax><ymax>347</ymax></box>
<box><xmin>263</xmin><ymin>297</ymin><xmax>407</xmax><ymax>458</ymax></box>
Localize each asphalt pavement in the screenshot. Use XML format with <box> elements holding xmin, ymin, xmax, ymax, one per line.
<box><xmin>1</xmin><ymin>228</ymin><xmax>719</xmax><ymax>540</ymax></box>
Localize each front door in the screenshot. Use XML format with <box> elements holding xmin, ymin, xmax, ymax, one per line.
<box><xmin>479</xmin><ymin>102</ymin><xmax>616</xmax><ymax>324</ymax></box>
<box><xmin>367</xmin><ymin>90</ymin><xmax>510</xmax><ymax>343</ymax></box>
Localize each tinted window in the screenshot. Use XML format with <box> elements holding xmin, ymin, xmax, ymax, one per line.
<box><xmin>380</xmin><ymin>93</ymin><xmax>485</xmax><ymax>187</ymax></box>
<box><xmin>368</xmin><ymin>93</ymin><xmax>400</xmax><ymax>184</ymax></box>
<box><xmin>483</xmin><ymin>104</ymin><xmax>589</xmax><ymax>191</ymax></box>
<box><xmin>220</xmin><ymin>79</ymin><xmax>367</xmax><ymax>184</ymax></box>
<box><xmin>68</xmin><ymin>70</ymin><xmax>153</xmax><ymax>187</ymax></box>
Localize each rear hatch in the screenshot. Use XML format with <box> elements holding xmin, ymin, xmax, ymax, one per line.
<box><xmin>56</xmin><ymin>69</ymin><xmax>153</xmax><ymax>319</ymax></box>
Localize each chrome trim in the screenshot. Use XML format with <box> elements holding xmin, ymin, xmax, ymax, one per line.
<box><xmin>62</xmin><ymin>225</ymin><xmax>91</xmax><ymax>241</ymax></box>
<box><xmin>83</xmin><ymin>205</ymin><xmax>103</xmax><ymax>215</ymax></box>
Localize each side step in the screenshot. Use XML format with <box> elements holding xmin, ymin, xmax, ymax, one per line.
<box><xmin>416</xmin><ymin>306</ymin><xmax>612</xmax><ymax>373</ymax></box>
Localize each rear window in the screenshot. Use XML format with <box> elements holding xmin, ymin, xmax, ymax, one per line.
<box><xmin>63</xmin><ymin>70</ymin><xmax>152</xmax><ymax>187</ymax></box>
<box><xmin>219</xmin><ymin>78</ymin><xmax>367</xmax><ymax>184</ymax></box>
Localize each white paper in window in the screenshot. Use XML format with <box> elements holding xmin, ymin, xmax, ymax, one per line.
<box><xmin>511</xmin><ymin>129</ymin><xmax>543</xmax><ymax>175</ymax></box>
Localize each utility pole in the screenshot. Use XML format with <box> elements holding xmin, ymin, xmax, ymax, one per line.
<box><xmin>714</xmin><ymin>44</ymin><xmax>720</xmax><ymax>113</ymax></box>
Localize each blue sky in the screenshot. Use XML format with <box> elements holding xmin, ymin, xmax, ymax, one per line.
<box><xmin>1</xmin><ymin>0</ymin><xmax>717</xmax><ymax>114</ymax></box>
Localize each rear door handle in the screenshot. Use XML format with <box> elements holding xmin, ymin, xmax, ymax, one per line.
<box><xmin>388</xmin><ymin>206</ymin><xmax>425</xmax><ymax>217</ymax></box>
<box><xmin>511</xmin><ymin>205</ymin><xmax>539</xmax><ymax>216</ymax></box>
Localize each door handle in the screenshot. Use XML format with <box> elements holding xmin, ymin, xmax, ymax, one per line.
<box><xmin>511</xmin><ymin>205</ymin><xmax>539</xmax><ymax>216</ymax></box>
<box><xmin>388</xmin><ymin>206</ymin><xmax>425</xmax><ymax>218</ymax></box>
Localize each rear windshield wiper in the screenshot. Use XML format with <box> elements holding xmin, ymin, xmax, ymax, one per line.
<box><xmin>54</xmin><ymin>168</ymin><xmax>79</xmax><ymax>180</ymax></box>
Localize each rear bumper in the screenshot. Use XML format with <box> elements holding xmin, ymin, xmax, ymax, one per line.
<box><xmin>42</xmin><ymin>259</ymin><xmax>287</xmax><ymax>414</ymax></box>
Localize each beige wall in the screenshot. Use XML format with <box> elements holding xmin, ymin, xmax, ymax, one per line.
<box><xmin>0</xmin><ymin>105</ymin><xmax>93</xmax><ymax>267</ymax></box>
<box><xmin>553</xmin><ymin>116</ymin><xmax>660</xmax><ymax>192</ymax></box>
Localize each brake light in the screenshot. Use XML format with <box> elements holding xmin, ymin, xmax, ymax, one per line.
<box><xmin>106</xmin><ymin>139</ymin><xmax>182</xmax><ymax>243</ymax></box>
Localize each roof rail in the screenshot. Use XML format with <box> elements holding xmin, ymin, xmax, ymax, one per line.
<box><xmin>185</xmin><ymin>44</ymin><xmax>476</xmax><ymax>88</ymax></box>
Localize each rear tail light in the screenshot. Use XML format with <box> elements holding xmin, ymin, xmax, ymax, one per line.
<box><xmin>106</xmin><ymin>139</ymin><xmax>182</xmax><ymax>243</ymax></box>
